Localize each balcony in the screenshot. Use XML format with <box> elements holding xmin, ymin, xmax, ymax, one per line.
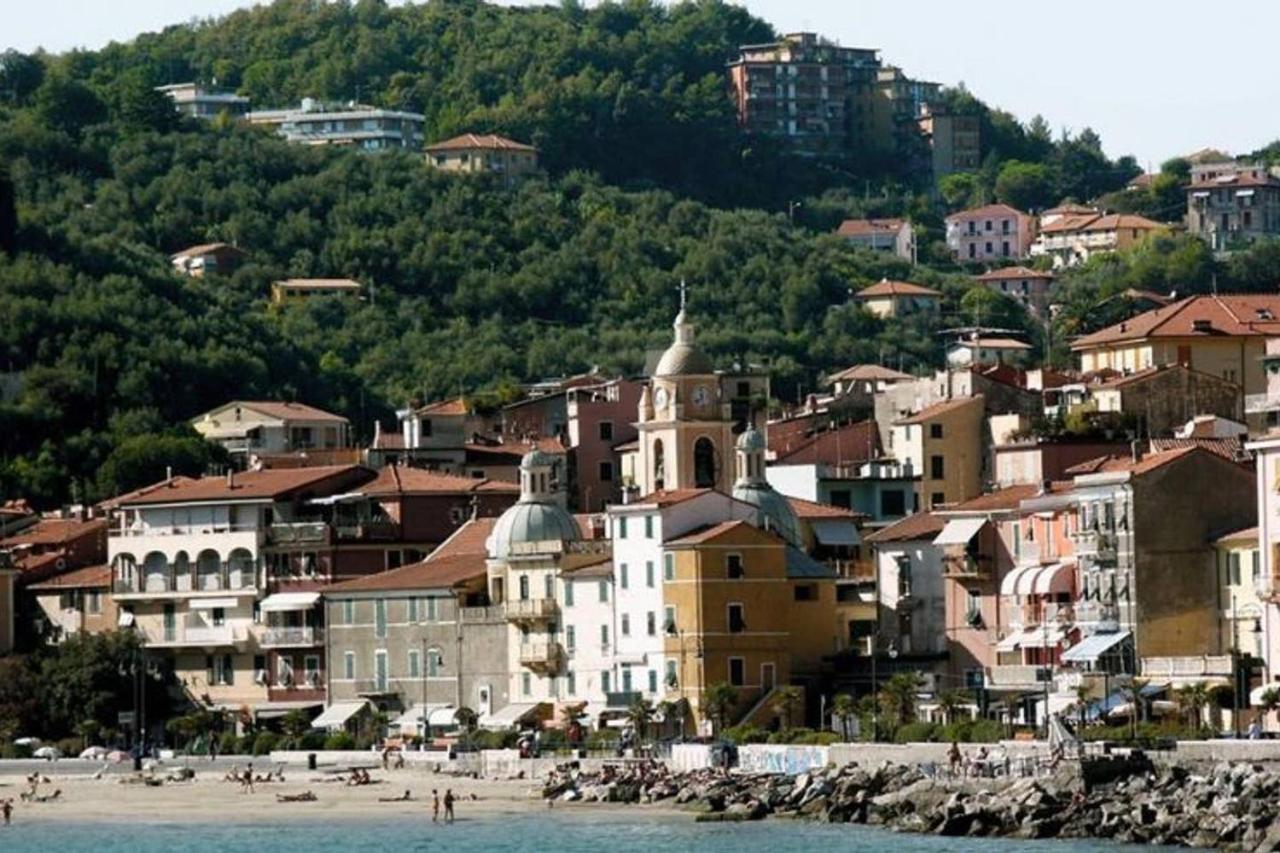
<box><xmin>943</xmin><ymin>553</ymin><xmax>993</xmax><ymax>579</ymax></box>
<box><xmin>518</xmin><ymin>641</ymin><xmax>563</xmax><ymax>673</ymax></box>
<box><xmin>258</xmin><ymin>626</ymin><xmax>324</xmax><ymax>648</ymax></box>
<box><xmin>1246</xmin><ymin>391</ymin><xmax>1280</xmax><ymax>414</ymax></box>
<box><xmin>1071</xmin><ymin>528</ymin><xmax>1117</xmax><ymax>558</ymax></box>
<box><xmin>142</xmin><ymin>620</ymin><xmax>247</xmax><ymax>649</ymax></box>
<box><xmin>829</xmin><ymin>559</ymin><xmax>875</xmax><ymax>582</ymax></box>
<box><xmin>266</xmin><ymin>522</ymin><xmax>330</xmax><ymax>546</ymax></box>
<box><xmin>114</xmin><ymin>569</ymin><xmax>257</xmax><ymax>599</ymax></box>
<box><xmin>985</xmin><ymin>664</ymin><xmax>1053</xmax><ymax>691</ymax></box>
<box><xmin>460</xmin><ymin>605</ymin><xmax>505</xmax><ymax>624</ymax></box>
<box><xmin>1140</xmin><ymin>656</ymin><xmax>1233</xmax><ymax>681</ymax></box>
<box><xmin>505</xmin><ymin>598</ymin><xmax>558</xmax><ymax>624</ymax></box>
<box><xmin>606</xmin><ymin>691</ymin><xmax>643</xmax><ymax>709</ymax></box>
<box><xmin>1012</xmin><ymin>602</ymin><xmax>1076</xmax><ymax>630</ymax></box>
<box><xmin>333</xmin><ymin>520</ymin><xmax>400</xmax><ymax>542</ymax></box>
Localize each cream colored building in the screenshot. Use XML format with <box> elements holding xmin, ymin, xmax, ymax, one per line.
<box><xmin>854</xmin><ymin>279</ymin><xmax>942</xmax><ymax>319</ymax></box>
<box><xmin>271</xmin><ymin>278</ymin><xmax>362</xmax><ymax>305</ymax></box>
<box><xmin>889</xmin><ymin>396</ymin><xmax>985</xmax><ymax>510</ymax></box>
<box><xmin>425</xmin><ymin>134</ymin><xmax>539</xmax><ymax>181</ymax></box>
<box><xmin>191</xmin><ymin>400</ymin><xmax>350</xmax><ymax>461</ymax></box>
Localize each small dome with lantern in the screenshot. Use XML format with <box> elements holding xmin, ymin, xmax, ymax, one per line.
<box><xmin>487</xmin><ymin>450</ymin><xmax>580</xmax><ymax>560</ymax></box>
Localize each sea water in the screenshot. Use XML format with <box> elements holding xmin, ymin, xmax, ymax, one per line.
<box><xmin>0</xmin><ymin>812</ymin><xmax>1139</xmax><ymax>852</ymax></box>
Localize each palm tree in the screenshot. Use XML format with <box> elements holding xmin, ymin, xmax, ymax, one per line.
<box><xmin>1259</xmin><ymin>688</ymin><xmax>1280</xmax><ymax>732</ymax></box>
<box><xmin>878</xmin><ymin>672</ymin><xmax>924</xmax><ymax>729</ymax></box>
<box><xmin>454</xmin><ymin>706</ymin><xmax>478</xmax><ymax>750</ymax></box>
<box><xmin>936</xmin><ymin>690</ymin><xmax>968</xmax><ymax>726</ymax></box>
<box><xmin>1174</xmin><ymin>682</ymin><xmax>1210</xmax><ymax>733</ymax></box>
<box><xmin>831</xmin><ymin>694</ymin><xmax>857</xmax><ymax>741</ymax></box>
<box><xmin>1073</xmin><ymin>684</ymin><xmax>1092</xmax><ymax>731</ymax></box>
<box><xmin>704</xmin><ymin>682</ymin><xmax>738</xmax><ymax>736</ymax></box>
<box><xmin>771</xmin><ymin>686</ymin><xmax>803</xmax><ymax>731</ymax></box>
<box><xmin>1120</xmin><ymin>678</ymin><xmax>1149</xmax><ymax>742</ymax></box>
<box><xmin>627</xmin><ymin>697</ymin><xmax>654</xmax><ymax>745</ymax></box>
<box><xmin>656</xmin><ymin>699</ymin><xmax>684</xmax><ymax>741</ymax></box>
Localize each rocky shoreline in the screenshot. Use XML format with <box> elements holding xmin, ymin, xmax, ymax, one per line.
<box><xmin>541</xmin><ymin>756</ymin><xmax>1280</xmax><ymax>850</ymax></box>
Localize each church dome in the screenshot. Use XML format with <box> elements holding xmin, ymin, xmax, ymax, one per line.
<box><xmin>654</xmin><ymin>307</ymin><xmax>714</xmax><ymax>377</ymax></box>
<box><xmin>736</xmin><ymin>426</ymin><xmax>766</xmax><ymax>453</ymax></box>
<box><xmin>487</xmin><ymin>501</ymin><xmax>581</xmax><ymax>560</ymax></box>
<box><xmin>520</xmin><ymin>448</ymin><xmax>557</xmax><ymax>470</ymax></box>
<box><xmin>732</xmin><ymin>481</ymin><xmax>801</xmax><ymax>548</ymax></box>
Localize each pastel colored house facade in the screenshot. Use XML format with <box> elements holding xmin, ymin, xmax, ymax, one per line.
<box><xmin>945</xmin><ymin>204</ymin><xmax>1036</xmax><ymax>262</ymax></box>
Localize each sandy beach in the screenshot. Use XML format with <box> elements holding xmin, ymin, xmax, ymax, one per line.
<box><xmin>0</xmin><ymin>761</ymin><xmax>582</xmax><ymax>825</ymax></box>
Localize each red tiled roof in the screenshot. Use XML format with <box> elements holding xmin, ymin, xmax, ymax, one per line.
<box><xmin>976</xmin><ymin>266</ymin><xmax>1054</xmax><ymax>282</ymax></box>
<box><xmin>1150</xmin><ymin>437</ymin><xmax>1248</xmax><ymax>462</ymax></box>
<box><xmin>1073</xmin><ymin>295</ymin><xmax>1280</xmax><ymax>349</ymax></box>
<box><xmin>774</xmin><ymin>419</ymin><xmax>881</xmax><ymax>467</ymax></box>
<box><xmin>429</xmin><ymin>517</ymin><xmax>498</xmax><ymax>561</ymax></box>
<box><xmin>1216</xmin><ymin>525</ymin><xmax>1258</xmax><ymax>544</ymax></box>
<box><xmin>1189</xmin><ymin>173</ymin><xmax>1280</xmax><ymax>190</ymax></box>
<box><xmin>864</xmin><ymin>513</ymin><xmax>946</xmax><ymax>544</ymax></box>
<box><xmin>857</xmin><ymin>279</ymin><xmax>942</xmax><ymax>298</ymax></box>
<box><xmin>323</xmin><ymin>553</ymin><xmax>485</xmax><ymax>593</ymax></box>
<box><xmin>358</xmin><ymin>465</ymin><xmax>518</xmax><ymax>497</ymax></box>
<box><xmin>1090</xmin><ymin>364</ymin><xmax>1236</xmax><ymax>391</ymax></box>
<box><xmin>217</xmin><ymin>401</ymin><xmax>348</xmax><ymax>423</ymax></box>
<box><xmin>27</xmin><ymin>564</ymin><xmax>111</xmax><ymax>590</ymax></box>
<box><xmin>118</xmin><ymin>465</ymin><xmax>370</xmax><ymax>506</ymax></box>
<box><xmin>836</xmin><ymin>218</ymin><xmax>907</xmax><ymax>237</ymax></box>
<box><xmin>1043</xmin><ymin>204</ymin><xmax>1097</xmax><ymax>216</ymax></box>
<box><xmin>0</xmin><ymin>517</ymin><xmax>106</xmax><ymax>548</ymax></box>
<box><xmin>1067</xmin><ymin>446</ymin><xmax>1206</xmax><ymax>478</ymax></box>
<box><xmin>945</xmin><ymin>203</ymin><xmax>1029</xmax><ymax>222</ymax></box>
<box><xmin>633</xmin><ymin>488</ymin><xmax>714</xmax><ymax>508</ymax></box>
<box><xmin>425</xmin><ymin>133</ymin><xmax>536</xmax><ymax>153</ymax></box>
<box><xmin>827</xmin><ymin>364</ymin><xmax>914</xmax><ymax>383</ymax></box>
<box><xmin>1081</xmin><ymin>214</ymin><xmax>1163</xmax><ymax>232</ymax></box>
<box><xmin>945</xmin><ymin>484</ymin><xmax>1044</xmax><ymax>513</ymax></box>
<box><xmin>98</xmin><ymin>477</ymin><xmax>197</xmax><ymax>511</ymax></box>
<box><xmin>894</xmin><ymin>396</ymin><xmax>983</xmax><ymax>426</ymax></box>
<box><xmin>786</xmin><ymin>496</ymin><xmax>865</xmax><ymax>520</ymax></box>
<box><xmin>1039</xmin><ymin>213</ymin><xmax>1101</xmax><ymax>234</ymax></box>
<box><xmin>666</xmin><ymin>519</ymin><xmax>767</xmax><ymax>546</ymax></box>
<box><xmin>11</xmin><ymin>551</ymin><xmax>67</xmax><ymax>583</ymax></box>
<box><xmin>416</xmin><ymin>398</ymin><xmax>470</xmax><ymax>416</ymax></box>
<box><xmin>170</xmin><ymin>242</ymin><xmax>246</xmax><ymax>261</ymax></box>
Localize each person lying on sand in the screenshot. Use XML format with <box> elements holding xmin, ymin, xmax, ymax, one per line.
<box><xmin>276</xmin><ymin>791</ymin><xmax>317</xmax><ymax>803</ymax></box>
<box><xmin>378</xmin><ymin>790</ymin><xmax>413</xmax><ymax>803</ymax></box>
<box><xmin>33</xmin><ymin>790</ymin><xmax>61</xmax><ymax>803</ymax></box>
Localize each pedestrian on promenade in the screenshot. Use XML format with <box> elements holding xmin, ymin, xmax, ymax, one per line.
<box><xmin>444</xmin><ymin>788</ymin><xmax>455</xmax><ymax>823</ymax></box>
<box><xmin>432</xmin><ymin>789</ymin><xmax>440</xmax><ymax>823</ymax></box>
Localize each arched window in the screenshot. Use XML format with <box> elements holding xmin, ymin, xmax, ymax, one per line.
<box><xmin>143</xmin><ymin>552</ymin><xmax>168</xmax><ymax>593</ymax></box>
<box><xmin>113</xmin><ymin>554</ymin><xmax>138</xmax><ymax>591</ymax></box>
<box><xmin>196</xmin><ymin>549</ymin><xmax>222</xmax><ymax>591</ymax></box>
<box><xmin>173</xmin><ymin>551</ymin><xmax>191</xmax><ymax>592</ymax></box>
<box><xmin>227</xmin><ymin>548</ymin><xmax>254</xmax><ymax>589</ymax></box>
<box><xmin>694</xmin><ymin>437</ymin><xmax>716</xmax><ymax>488</ymax></box>
<box><xmin>653</xmin><ymin>439</ymin><xmax>665</xmax><ymax>491</ymax></box>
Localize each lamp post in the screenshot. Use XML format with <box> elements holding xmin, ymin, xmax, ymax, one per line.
<box><xmin>1233</xmin><ymin>593</ymin><xmax>1241</xmax><ymax>739</ymax></box>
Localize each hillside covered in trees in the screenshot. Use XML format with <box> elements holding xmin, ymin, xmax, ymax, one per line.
<box><xmin>1</xmin><ymin>0</ymin><xmax>1277</xmax><ymax>508</ymax></box>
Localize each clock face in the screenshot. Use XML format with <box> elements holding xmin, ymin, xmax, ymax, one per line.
<box><xmin>654</xmin><ymin>387</ymin><xmax>669</xmax><ymax>409</ymax></box>
<box><xmin>692</xmin><ymin>385</ymin><xmax>711</xmax><ymax>407</ymax></box>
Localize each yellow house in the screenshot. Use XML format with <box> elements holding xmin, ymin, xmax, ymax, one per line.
<box><xmin>270</xmin><ymin>278</ymin><xmax>362</xmax><ymax>305</ymax></box>
<box><xmin>889</xmin><ymin>396</ymin><xmax>985</xmax><ymax>510</ymax></box>
<box><xmin>425</xmin><ymin>133</ymin><xmax>539</xmax><ymax>180</ymax></box>
<box><xmin>663</xmin><ymin>520</ymin><xmax>791</xmax><ymax>728</ymax></box>
<box><xmin>854</xmin><ymin>279</ymin><xmax>942</xmax><ymax>319</ymax></box>
<box><xmin>1215</xmin><ymin>526</ymin><xmax>1264</xmax><ymax>661</ymax></box>
<box><xmin>662</xmin><ymin>519</ymin><xmax>836</xmax><ymax>730</ymax></box>
<box><xmin>1072</xmin><ymin>295</ymin><xmax>1280</xmax><ymax>429</ymax></box>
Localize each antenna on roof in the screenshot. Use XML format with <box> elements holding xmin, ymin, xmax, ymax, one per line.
<box><xmin>678</xmin><ymin>278</ymin><xmax>688</xmax><ymax>310</ymax></box>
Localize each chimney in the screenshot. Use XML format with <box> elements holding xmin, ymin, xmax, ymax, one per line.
<box><xmin>165</xmin><ymin>465</ymin><xmax>173</xmax><ymax>482</ymax></box>
<box><xmin>1130</xmin><ymin>440</ymin><xmax>1143</xmax><ymax>465</ymax></box>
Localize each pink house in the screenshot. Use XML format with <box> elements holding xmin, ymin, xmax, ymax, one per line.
<box><xmin>945</xmin><ymin>204</ymin><xmax>1036</xmax><ymax>262</ymax></box>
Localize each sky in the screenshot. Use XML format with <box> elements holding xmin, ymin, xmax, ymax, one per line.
<box><xmin>7</xmin><ymin>0</ymin><xmax>1280</xmax><ymax>168</ymax></box>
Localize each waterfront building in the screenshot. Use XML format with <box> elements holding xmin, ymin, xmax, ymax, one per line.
<box><xmin>864</xmin><ymin>512</ymin><xmax>947</xmax><ymax>658</ymax></box>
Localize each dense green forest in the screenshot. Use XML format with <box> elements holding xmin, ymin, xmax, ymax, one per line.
<box><xmin>0</xmin><ymin>0</ymin><xmax>1278</xmax><ymax>508</ymax></box>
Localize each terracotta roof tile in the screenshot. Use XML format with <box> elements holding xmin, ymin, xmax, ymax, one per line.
<box><xmin>857</xmin><ymin>279</ymin><xmax>942</xmax><ymax>298</ymax></box>
<box><xmin>428</xmin><ymin>517</ymin><xmax>498</xmax><ymax>561</ymax></box>
<box><xmin>665</xmin><ymin>519</ymin><xmax>769</xmax><ymax>546</ymax></box>
<box><xmin>945</xmin><ymin>484</ymin><xmax>1042</xmax><ymax>513</ymax></box>
<box><xmin>774</xmin><ymin>419</ymin><xmax>881</xmax><ymax>467</ymax></box>
<box><xmin>1150</xmin><ymin>436</ymin><xmax>1248</xmax><ymax>462</ymax></box>
<box><xmin>786</xmin><ymin>496</ymin><xmax>865</xmax><ymax>520</ymax></box>
<box><xmin>118</xmin><ymin>466</ymin><xmax>371</xmax><ymax>506</ymax></box>
<box><xmin>894</xmin><ymin>396</ymin><xmax>983</xmax><ymax>426</ymax></box>
<box><xmin>836</xmin><ymin>218</ymin><xmax>907</xmax><ymax>237</ymax></box>
<box><xmin>358</xmin><ymin>465</ymin><xmax>518</xmax><ymax>497</ymax></box>
<box><xmin>323</xmin><ymin>553</ymin><xmax>486</xmax><ymax>593</ymax></box>
<box><xmin>945</xmin><ymin>203</ymin><xmax>1029</xmax><ymax>222</ymax></box>
<box><xmin>976</xmin><ymin>266</ymin><xmax>1054</xmax><ymax>282</ymax></box>
<box><xmin>425</xmin><ymin>133</ymin><xmax>536</xmax><ymax>153</ymax></box>
<box><xmin>0</xmin><ymin>517</ymin><xmax>106</xmax><ymax>548</ymax></box>
<box><xmin>864</xmin><ymin>513</ymin><xmax>946</xmax><ymax>544</ymax></box>
<box><xmin>415</xmin><ymin>397</ymin><xmax>470</xmax><ymax>416</ymax></box>
<box><xmin>217</xmin><ymin>401</ymin><xmax>348</xmax><ymax>423</ymax></box>
<box><xmin>633</xmin><ymin>488</ymin><xmax>715</xmax><ymax>508</ymax></box>
<box><xmin>1216</xmin><ymin>525</ymin><xmax>1258</xmax><ymax>544</ymax></box>
<box><xmin>1189</xmin><ymin>173</ymin><xmax>1280</xmax><ymax>190</ymax></box>
<box><xmin>827</xmin><ymin>364</ymin><xmax>914</xmax><ymax>383</ymax></box>
<box><xmin>1073</xmin><ymin>295</ymin><xmax>1280</xmax><ymax>349</ymax></box>
<box><xmin>27</xmin><ymin>564</ymin><xmax>111</xmax><ymax>590</ymax></box>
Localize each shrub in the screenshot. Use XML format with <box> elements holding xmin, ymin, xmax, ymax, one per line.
<box><xmin>539</xmin><ymin>728</ymin><xmax>567</xmax><ymax>749</ymax></box>
<box><xmin>299</xmin><ymin>732</ymin><xmax>327</xmax><ymax>750</ymax></box>
<box><xmin>943</xmin><ymin>719</ymin><xmax>1003</xmax><ymax>743</ymax></box>
<box><xmin>55</xmin><ymin>737</ymin><xmax>82</xmax><ymax>757</ymax></box>
<box><xmin>723</xmin><ymin>724</ymin><xmax>770</xmax><ymax>745</ymax></box>
<box><xmin>324</xmin><ymin>732</ymin><xmax>356</xmax><ymax>750</ymax></box>
<box><xmin>0</xmin><ymin>742</ymin><xmax>32</xmax><ymax>759</ymax></box>
<box><xmin>791</xmin><ymin>730</ymin><xmax>840</xmax><ymax>746</ymax></box>
<box><xmin>251</xmin><ymin>732</ymin><xmax>279</xmax><ymax>756</ymax></box>
<box><xmin>893</xmin><ymin>722</ymin><xmax>939</xmax><ymax>744</ymax></box>
<box><xmin>585</xmin><ymin>728</ymin><xmax>621</xmax><ymax>750</ymax></box>
<box><xmin>218</xmin><ymin>732</ymin><xmax>240</xmax><ymax>756</ymax></box>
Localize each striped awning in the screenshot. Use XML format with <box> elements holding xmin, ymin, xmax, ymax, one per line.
<box><xmin>1000</xmin><ymin>561</ymin><xmax>1074</xmax><ymax>596</ymax></box>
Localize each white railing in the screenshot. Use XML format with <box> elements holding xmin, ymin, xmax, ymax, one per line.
<box><xmin>985</xmin><ymin>665</ymin><xmax>1052</xmax><ymax>689</ymax></box>
<box><xmin>1246</xmin><ymin>392</ymin><xmax>1280</xmax><ymax>414</ymax></box>
<box><xmin>143</xmin><ymin>621</ymin><xmax>245</xmax><ymax>648</ymax></box>
<box><xmin>519</xmin><ymin>641</ymin><xmax>562</xmax><ymax>667</ymax></box>
<box><xmin>505</xmin><ymin>599</ymin><xmax>558</xmax><ymax>621</ymax></box>
<box><xmin>1140</xmin><ymin>656</ymin><xmax>1233</xmax><ymax>679</ymax></box>
<box><xmin>259</xmin><ymin>626</ymin><xmax>323</xmax><ymax>647</ymax></box>
<box><xmin>114</xmin><ymin>522</ymin><xmax>262</xmax><ymax>538</ymax></box>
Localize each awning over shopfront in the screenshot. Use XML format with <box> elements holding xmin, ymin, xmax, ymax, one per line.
<box><xmin>996</xmin><ymin>626</ymin><xmax>1068</xmax><ymax>652</ymax></box>
<box><xmin>810</xmin><ymin>519</ymin><xmax>860</xmax><ymax>546</ymax></box>
<box><xmin>254</xmin><ymin>701</ymin><xmax>322</xmax><ymax>720</ymax></box>
<box><xmin>311</xmin><ymin>700</ymin><xmax>369</xmax><ymax>730</ymax></box>
<box><xmin>259</xmin><ymin>591</ymin><xmax>321</xmax><ymax>612</ymax></box>
<box><xmin>1062</xmin><ymin>630</ymin><xmax>1131</xmax><ymax>663</ymax></box>
<box><xmin>392</xmin><ymin>703</ymin><xmax>457</xmax><ymax>729</ymax></box>
<box><xmin>933</xmin><ymin>518</ymin><xmax>987</xmax><ymax>547</ymax></box>
<box><xmin>189</xmin><ymin>597</ymin><xmax>239</xmax><ymax>610</ymax></box>
<box><xmin>1000</xmin><ymin>561</ymin><xmax>1074</xmax><ymax>596</ymax></box>
<box><xmin>480</xmin><ymin>702</ymin><xmax>543</xmax><ymax>730</ymax></box>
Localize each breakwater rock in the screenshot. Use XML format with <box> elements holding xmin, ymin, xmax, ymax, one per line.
<box><xmin>541</xmin><ymin>758</ymin><xmax>1280</xmax><ymax>850</ymax></box>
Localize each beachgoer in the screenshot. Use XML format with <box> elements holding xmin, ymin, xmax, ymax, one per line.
<box><xmin>444</xmin><ymin>788</ymin><xmax>455</xmax><ymax>823</ymax></box>
<box><xmin>432</xmin><ymin>789</ymin><xmax>440</xmax><ymax>823</ymax></box>
<box><xmin>209</xmin><ymin>736</ymin><xmax>218</xmax><ymax>762</ymax></box>
<box><xmin>2</xmin><ymin>798</ymin><xmax>11</xmax><ymax>825</ymax></box>
<box><xmin>382</xmin><ymin>748</ymin><xmax>391</xmax><ymax>771</ymax></box>
<box><xmin>947</xmin><ymin>741</ymin><xmax>961</xmax><ymax>776</ymax></box>
<box><xmin>1249</xmin><ymin>720</ymin><xmax>1262</xmax><ymax>740</ymax></box>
